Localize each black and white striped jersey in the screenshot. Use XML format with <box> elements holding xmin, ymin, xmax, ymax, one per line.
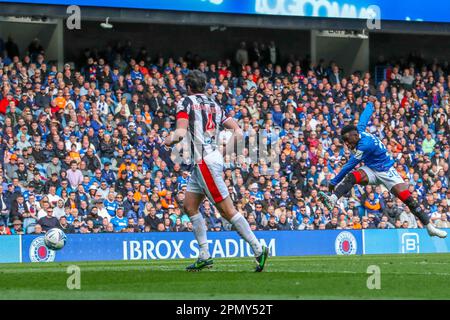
<box><xmin>176</xmin><ymin>94</ymin><xmax>231</xmax><ymax>162</ymax></box>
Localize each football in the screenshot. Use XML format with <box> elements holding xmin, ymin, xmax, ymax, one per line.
<box><xmin>44</xmin><ymin>228</ymin><xmax>67</xmax><ymax>251</ymax></box>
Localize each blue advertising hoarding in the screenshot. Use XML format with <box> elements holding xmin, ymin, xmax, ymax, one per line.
<box><xmin>0</xmin><ymin>235</ymin><xmax>21</xmax><ymax>263</ymax></box>
<box><xmin>363</xmin><ymin>229</ymin><xmax>450</xmax><ymax>255</ymax></box>
<box><xmin>2</xmin><ymin>228</ymin><xmax>449</xmax><ymax>264</ymax></box>
<box><xmin>0</xmin><ymin>0</ymin><xmax>449</xmax><ymax>23</ymax></box>
<box><xmin>21</xmin><ymin>230</ymin><xmax>362</xmax><ymax>263</ymax></box>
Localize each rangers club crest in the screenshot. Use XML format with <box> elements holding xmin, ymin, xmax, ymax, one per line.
<box><xmin>335</xmin><ymin>231</ymin><xmax>357</xmax><ymax>255</ymax></box>
<box><xmin>29</xmin><ymin>236</ymin><xmax>56</xmax><ymax>262</ymax></box>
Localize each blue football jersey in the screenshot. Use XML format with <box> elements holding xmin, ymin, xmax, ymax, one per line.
<box><xmin>331</xmin><ymin>102</ymin><xmax>395</xmax><ymax>186</ymax></box>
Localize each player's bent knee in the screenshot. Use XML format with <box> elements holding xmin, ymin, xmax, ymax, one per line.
<box><xmin>397</xmin><ymin>189</ymin><xmax>412</xmax><ymax>202</ymax></box>
<box><xmin>352</xmin><ymin>170</ymin><xmax>368</xmax><ymax>184</ymax></box>
<box><xmin>183</xmin><ymin>204</ymin><xmax>197</xmax><ymax>216</ymax></box>
<box><xmin>352</xmin><ymin>171</ymin><xmax>362</xmax><ymax>184</ymax></box>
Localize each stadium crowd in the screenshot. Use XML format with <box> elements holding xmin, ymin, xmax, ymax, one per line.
<box><xmin>0</xmin><ymin>36</ymin><xmax>449</xmax><ymax>235</ymax></box>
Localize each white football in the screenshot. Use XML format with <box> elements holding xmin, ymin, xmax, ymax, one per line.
<box><xmin>44</xmin><ymin>228</ymin><xmax>67</xmax><ymax>251</ymax></box>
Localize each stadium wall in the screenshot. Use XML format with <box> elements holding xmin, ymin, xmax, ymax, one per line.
<box><xmin>63</xmin><ymin>22</ymin><xmax>311</xmax><ymax>66</ymax></box>
<box><xmin>1</xmin><ymin>229</ymin><xmax>449</xmax><ymax>263</ymax></box>
<box><xmin>370</xmin><ymin>33</ymin><xmax>450</xmax><ymax>64</ymax></box>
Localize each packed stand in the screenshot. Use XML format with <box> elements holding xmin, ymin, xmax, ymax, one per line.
<box><xmin>0</xmin><ymin>37</ymin><xmax>449</xmax><ymax>235</ymax></box>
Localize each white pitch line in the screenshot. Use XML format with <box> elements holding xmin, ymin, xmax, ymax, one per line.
<box><xmin>2</xmin><ymin>265</ymin><xmax>450</xmax><ymax>277</ymax></box>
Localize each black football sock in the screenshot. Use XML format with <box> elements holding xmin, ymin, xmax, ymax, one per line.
<box><xmin>404</xmin><ymin>196</ymin><xmax>430</xmax><ymax>225</ymax></box>
<box><xmin>334</xmin><ymin>173</ymin><xmax>357</xmax><ymax>199</ymax></box>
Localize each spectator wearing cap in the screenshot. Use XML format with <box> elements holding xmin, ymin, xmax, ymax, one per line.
<box><xmin>10</xmin><ymin>219</ymin><xmax>24</xmax><ymax>235</ymax></box>
<box><xmin>302</xmin><ymin>178</ymin><xmax>316</xmax><ymax>198</ymax></box>
<box><xmin>101</xmin><ymin>162</ymin><xmax>116</xmax><ymax>185</ymax></box>
<box><xmin>94</xmin><ymin>199</ymin><xmax>110</xmax><ymax>221</ymax></box>
<box><xmin>118</xmin><ymin>155</ymin><xmax>137</xmax><ymax>180</ymax></box>
<box><xmin>249</xmin><ymin>183</ymin><xmax>263</xmax><ymax>201</ymax></box>
<box><xmin>5</xmin><ymin>154</ymin><xmax>18</xmax><ymax>181</ymax></box>
<box><xmin>126</xmin><ymin>200</ymin><xmax>143</xmax><ymax>224</ymax></box>
<box><xmin>86</xmin><ymin>206</ymin><xmax>103</xmax><ymax>227</ymax></box>
<box><xmin>44</xmin><ymin>172</ymin><xmax>60</xmax><ymax>194</ymax></box>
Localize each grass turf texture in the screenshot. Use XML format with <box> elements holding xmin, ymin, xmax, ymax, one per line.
<box><xmin>1</xmin><ymin>254</ymin><xmax>450</xmax><ymax>299</ymax></box>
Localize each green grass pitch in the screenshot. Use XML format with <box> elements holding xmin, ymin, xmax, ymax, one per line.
<box><xmin>1</xmin><ymin>254</ymin><xmax>450</xmax><ymax>299</ymax></box>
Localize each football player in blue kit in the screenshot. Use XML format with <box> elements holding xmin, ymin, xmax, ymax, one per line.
<box><xmin>319</xmin><ymin>97</ymin><xmax>447</xmax><ymax>238</ymax></box>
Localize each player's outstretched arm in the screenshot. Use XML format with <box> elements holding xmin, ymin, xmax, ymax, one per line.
<box><xmin>164</xmin><ymin>118</ymin><xmax>188</xmax><ymax>148</ymax></box>
<box><xmin>357</xmin><ymin>97</ymin><xmax>376</xmax><ymax>133</ymax></box>
<box><xmin>330</xmin><ymin>155</ymin><xmax>362</xmax><ymax>188</ymax></box>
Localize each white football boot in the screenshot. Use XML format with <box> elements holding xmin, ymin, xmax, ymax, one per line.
<box><xmin>426</xmin><ymin>223</ymin><xmax>448</xmax><ymax>238</ymax></box>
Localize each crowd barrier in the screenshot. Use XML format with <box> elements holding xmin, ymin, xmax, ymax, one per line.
<box><xmin>0</xmin><ymin>229</ymin><xmax>449</xmax><ymax>263</ymax></box>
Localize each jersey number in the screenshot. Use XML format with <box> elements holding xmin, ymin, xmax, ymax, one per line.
<box><xmin>206</xmin><ymin>113</ymin><xmax>215</xmax><ymax>131</ymax></box>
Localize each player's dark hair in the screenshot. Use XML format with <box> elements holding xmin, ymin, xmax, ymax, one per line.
<box><xmin>186</xmin><ymin>70</ymin><xmax>207</xmax><ymax>93</ymax></box>
<box><xmin>341</xmin><ymin>125</ymin><xmax>357</xmax><ymax>137</ymax></box>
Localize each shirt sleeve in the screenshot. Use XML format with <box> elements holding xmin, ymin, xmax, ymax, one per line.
<box><xmin>357</xmin><ymin>102</ymin><xmax>374</xmax><ymax>133</ymax></box>
<box><xmin>221</xmin><ymin>106</ymin><xmax>231</xmax><ymax>125</ymax></box>
<box><xmin>330</xmin><ymin>152</ymin><xmax>363</xmax><ymax>186</ymax></box>
<box><xmin>176</xmin><ymin>98</ymin><xmax>190</xmax><ymax>120</ymax></box>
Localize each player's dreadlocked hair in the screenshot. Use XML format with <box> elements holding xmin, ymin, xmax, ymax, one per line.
<box><xmin>341</xmin><ymin>125</ymin><xmax>358</xmax><ymax>137</ymax></box>
<box><xmin>186</xmin><ymin>70</ymin><xmax>207</xmax><ymax>93</ymax></box>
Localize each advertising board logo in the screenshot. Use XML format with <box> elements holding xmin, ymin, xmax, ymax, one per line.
<box><xmin>401</xmin><ymin>233</ymin><xmax>420</xmax><ymax>253</ymax></box>
<box><xmin>29</xmin><ymin>236</ymin><xmax>56</xmax><ymax>262</ymax></box>
<box><xmin>335</xmin><ymin>231</ymin><xmax>357</xmax><ymax>255</ymax></box>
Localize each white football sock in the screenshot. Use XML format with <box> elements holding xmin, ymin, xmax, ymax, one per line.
<box><xmin>190</xmin><ymin>213</ymin><xmax>210</xmax><ymax>260</ymax></box>
<box><xmin>230</xmin><ymin>212</ymin><xmax>263</xmax><ymax>257</ymax></box>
